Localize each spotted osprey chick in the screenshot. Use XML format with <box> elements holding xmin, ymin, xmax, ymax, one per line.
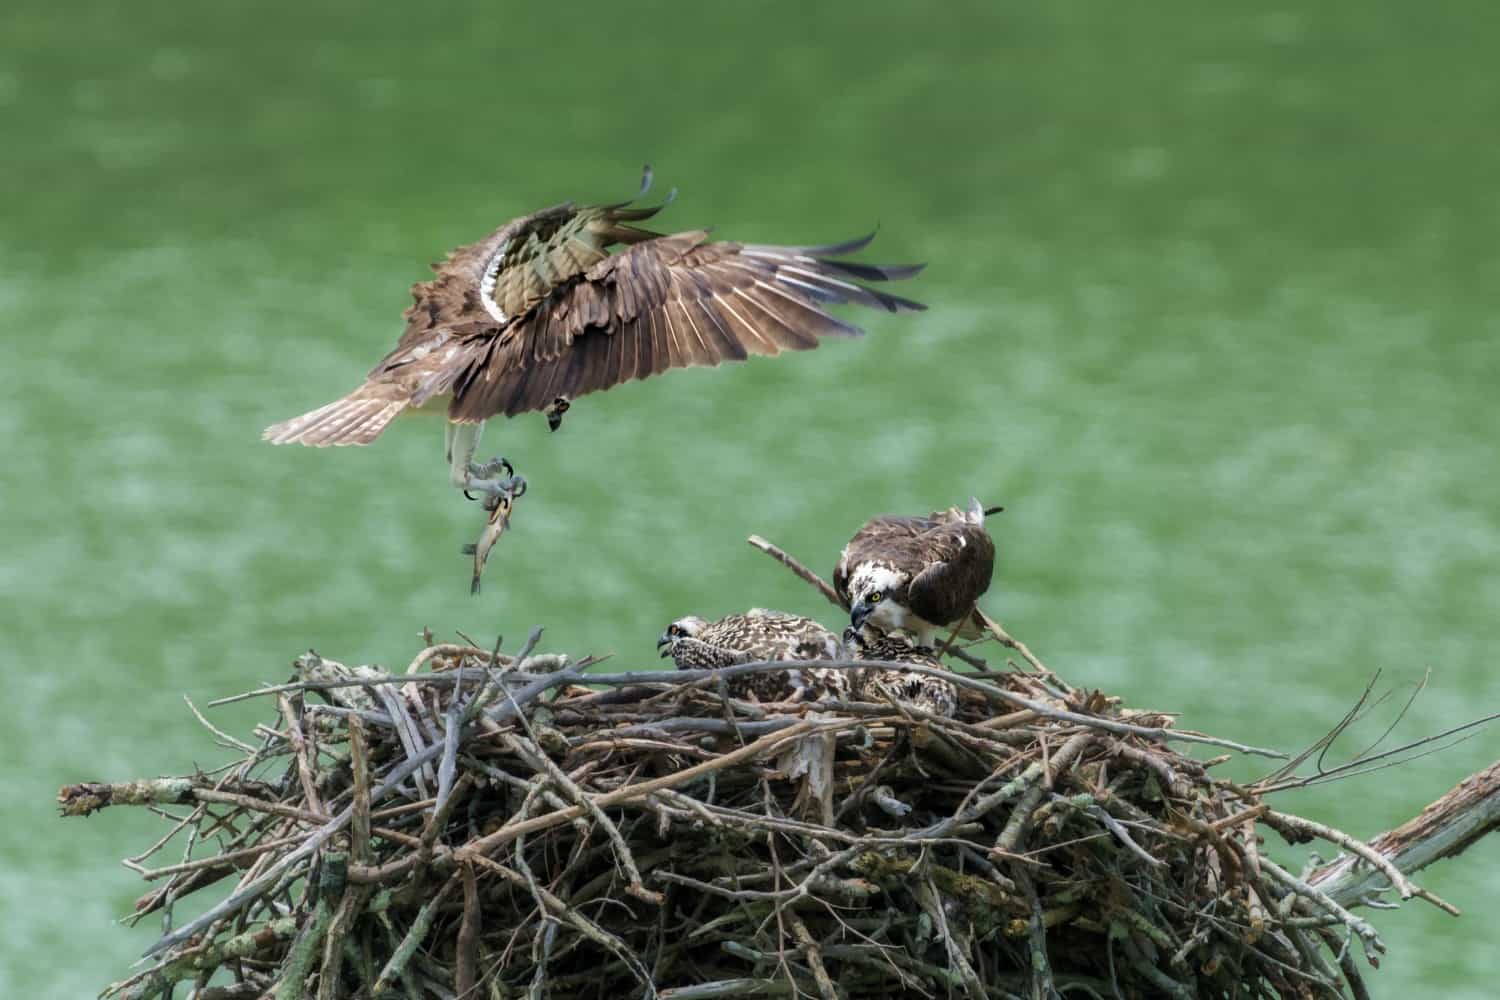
<box><xmin>834</xmin><ymin>498</ymin><xmax>999</xmax><ymax>645</ymax></box>
<box><xmin>844</xmin><ymin>629</ymin><xmax>958</xmax><ymax>718</ymax></box>
<box><xmin>657</xmin><ymin>610</ymin><xmax>848</xmax><ymax>703</ymax></box>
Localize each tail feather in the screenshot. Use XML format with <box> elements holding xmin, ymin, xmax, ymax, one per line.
<box><xmin>262</xmin><ymin>391</ymin><xmax>409</xmax><ymax>446</ymax></box>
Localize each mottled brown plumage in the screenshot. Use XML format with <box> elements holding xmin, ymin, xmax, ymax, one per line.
<box><xmin>657</xmin><ymin>610</ymin><xmax>848</xmax><ymax>703</ymax></box>
<box><xmin>845</xmin><ymin>628</ymin><xmax>958</xmax><ymax>718</ymax></box>
<box><xmin>262</xmin><ymin>174</ymin><xmax>925</xmax><ymax>449</ymax></box>
<box><xmin>834</xmin><ymin>499</ymin><xmax>999</xmax><ymax>644</ymax></box>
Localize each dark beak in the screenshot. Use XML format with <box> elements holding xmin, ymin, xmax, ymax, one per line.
<box><xmin>656</xmin><ymin>633</ymin><xmax>672</xmax><ymax>657</ymax></box>
<box><xmin>850</xmin><ymin>602</ymin><xmax>871</xmax><ymax>632</ymax></box>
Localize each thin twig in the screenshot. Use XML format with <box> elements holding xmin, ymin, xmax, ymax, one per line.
<box><xmin>747</xmin><ymin>535</ymin><xmax>844</xmax><ymax>608</ymax></box>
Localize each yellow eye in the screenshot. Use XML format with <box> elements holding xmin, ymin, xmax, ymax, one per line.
<box><xmin>867</xmin><ymin>591</ymin><xmax>883</xmax><ymax>604</ymax></box>
<box><xmin>668</xmin><ymin>625</ymin><xmax>681</xmax><ymax>636</ymax></box>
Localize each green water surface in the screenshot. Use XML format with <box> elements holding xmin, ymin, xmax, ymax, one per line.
<box><xmin>3</xmin><ymin>2</ymin><xmax>1498</xmax><ymax>994</ymax></box>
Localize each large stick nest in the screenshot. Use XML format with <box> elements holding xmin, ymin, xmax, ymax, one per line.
<box><xmin>61</xmin><ymin>616</ymin><xmax>1437</xmax><ymax>1000</ymax></box>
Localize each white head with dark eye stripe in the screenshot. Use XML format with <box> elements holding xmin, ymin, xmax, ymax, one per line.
<box><xmin>847</xmin><ymin>565</ymin><xmax>911</xmax><ymax>633</ymax></box>
<box><xmin>657</xmin><ymin>616</ymin><xmax>709</xmax><ymax>657</ymax></box>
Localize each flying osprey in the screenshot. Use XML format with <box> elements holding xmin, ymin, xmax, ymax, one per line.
<box><xmin>262</xmin><ymin>170</ymin><xmax>925</xmax><ymax>506</ymax></box>
<box><xmin>833</xmin><ymin>498</ymin><xmax>1000</xmax><ymax>644</ymax></box>
<box><xmin>657</xmin><ymin>609</ymin><xmax>849</xmax><ymax>703</ymax></box>
<box><xmin>844</xmin><ymin>628</ymin><xmax>958</xmax><ymax>718</ymax></box>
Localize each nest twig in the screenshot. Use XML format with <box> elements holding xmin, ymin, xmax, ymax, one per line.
<box><xmin>57</xmin><ymin>546</ymin><xmax>1499</xmax><ymax>999</ymax></box>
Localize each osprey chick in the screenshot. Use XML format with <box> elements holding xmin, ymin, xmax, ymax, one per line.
<box><xmin>657</xmin><ymin>610</ymin><xmax>848</xmax><ymax>703</ymax></box>
<box><xmin>834</xmin><ymin>498</ymin><xmax>999</xmax><ymax>644</ymax></box>
<box><xmin>844</xmin><ymin>628</ymin><xmax>958</xmax><ymax>718</ymax></box>
<box><xmin>262</xmin><ymin>169</ymin><xmax>925</xmax><ymax>505</ymax></box>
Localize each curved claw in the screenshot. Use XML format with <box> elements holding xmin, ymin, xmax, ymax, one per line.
<box><xmin>507</xmin><ymin>476</ymin><xmax>528</xmax><ymax>499</ymax></box>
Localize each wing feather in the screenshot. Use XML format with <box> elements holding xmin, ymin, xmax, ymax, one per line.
<box><xmin>905</xmin><ymin>521</ymin><xmax>996</xmax><ymax>627</ymax></box>
<box><xmin>689</xmin><ymin>295</ymin><xmax>748</xmax><ymax>362</ymax></box>
<box><xmin>621</xmin><ymin>315</ymin><xmax>645</xmax><ymax>382</ymax></box>
<box><xmin>752</xmin><ymin>278</ymin><xmax>859</xmax><ymax>341</ymax></box>
<box><xmin>596</xmin><ymin>324</ymin><xmax>625</xmax><ymax>395</ymax></box>
<box><xmin>660</xmin><ymin>298</ymin><xmax>687</xmax><ymax>370</ymax></box>
<box><xmin>729</xmin><ymin>288</ymin><xmax>796</xmax><ymax>353</ymax></box>
<box><xmin>716</xmin><ymin>293</ymin><xmax>778</xmax><ymax>354</ymax></box>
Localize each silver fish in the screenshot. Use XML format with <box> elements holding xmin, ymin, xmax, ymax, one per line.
<box><xmin>461</xmin><ymin>488</ymin><xmax>519</xmax><ymax>595</ymax></box>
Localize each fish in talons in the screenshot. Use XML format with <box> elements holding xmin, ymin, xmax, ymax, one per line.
<box><xmin>461</xmin><ymin>480</ymin><xmax>524</xmax><ymax>594</ymax></box>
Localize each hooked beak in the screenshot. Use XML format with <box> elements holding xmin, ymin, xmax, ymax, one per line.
<box><xmin>850</xmin><ymin>602</ymin><xmax>872</xmax><ymax>632</ymax></box>
<box><xmin>656</xmin><ymin>633</ymin><xmax>672</xmax><ymax>657</ymax></box>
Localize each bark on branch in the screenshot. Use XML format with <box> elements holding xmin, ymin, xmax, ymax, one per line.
<box><xmin>1311</xmin><ymin>758</ymin><xmax>1500</xmax><ymax>911</ymax></box>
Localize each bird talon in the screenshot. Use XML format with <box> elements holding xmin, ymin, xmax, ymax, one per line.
<box><xmin>461</xmin><ymin>461</ymin><xmax>525</xmax><ymax>503</ymax></box>
<box><xmin>466</xmin><ymin>456</ymin><xmax>513</xmax><ymax>479</ymax></box>
<box><xmin>462</xmin><ymin>479</ymin><xmax>504</xmax><ymax>500</ymax></box>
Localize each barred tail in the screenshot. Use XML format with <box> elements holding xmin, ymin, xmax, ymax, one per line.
<box><xmin>262</xmin><ymin>388</ymin><xmax>409</xmax><ymax>446</ymax></box>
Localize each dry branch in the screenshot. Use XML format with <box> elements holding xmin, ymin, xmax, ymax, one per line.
<box><xmin>1310</xmin><ymin>758</ymin><xmax>1500</xmax><ymax>909</ymax></box>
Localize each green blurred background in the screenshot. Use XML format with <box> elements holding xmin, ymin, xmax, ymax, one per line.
<box><xmin>3</xmin><ymin>1</ymin><xmax>1497</xmax><ymax>994</ymax></box>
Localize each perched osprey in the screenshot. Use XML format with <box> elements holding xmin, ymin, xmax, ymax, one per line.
<box><xmin>833</xmin><ymin>498</ymin><xmax>999</xmax><ymax>644</ymax></box>
<box><xmin>844</xmin><ymin>628</ymin><xmax>958</xmax><ymax>718</ymax></box>
<box><xmin>262</xmin><ymin>170</ymin><xmax>925</xmax><ymax>505</ymax></box>
<box><xmin>657</xmin><ymin>610</ymin><xmax>848</xmax><ymax>703</ymax></box>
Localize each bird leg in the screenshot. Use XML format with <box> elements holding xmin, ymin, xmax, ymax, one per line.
<box><xmin>446</xmin><ymin>420</ymin><xmax>527</xmax><ymax>501</ymax></box>
<box><xmin>464</xmin><ymin>462</ymin><xmax>527</xmax><ymax>502</ymax></box>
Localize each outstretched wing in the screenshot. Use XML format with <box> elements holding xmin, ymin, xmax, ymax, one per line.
<box><xmin>263</xmin><ymin>182</ymin><xmax>668</xmax><ymax>446</ymax></box>
<box><xmin>905</xmin><ymin>520</ymin><xmax>996</xmax><ymax>628</ymax></box>
<box><xmin>263</xmin><ymin>171</ymin><xmax>924</xmax><ymax>446</ymax></box>
<box><xmin>446</xmin><ymin>229</ymin><xmax>925</xmax><ymax>422</ymax></box>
